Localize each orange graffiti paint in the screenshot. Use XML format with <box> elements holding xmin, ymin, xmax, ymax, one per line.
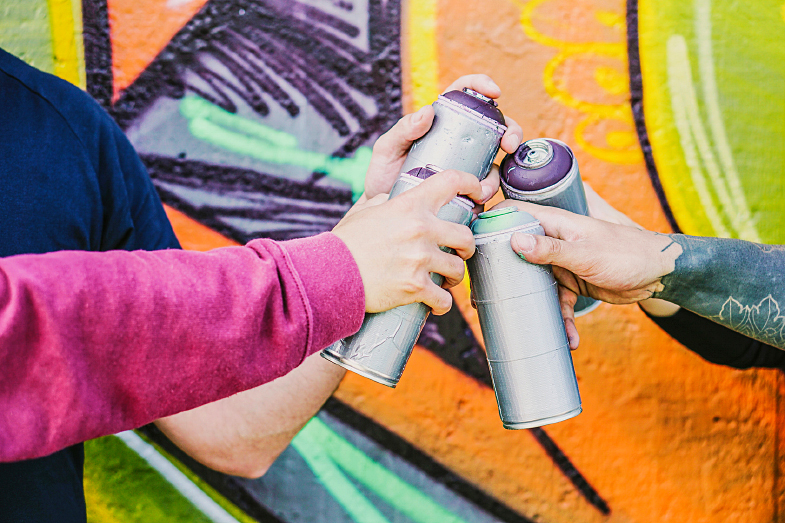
<box><xmin>108</xmin><ymin>0</ymin><xmax>208</xmax><ymax>96</ymax></box>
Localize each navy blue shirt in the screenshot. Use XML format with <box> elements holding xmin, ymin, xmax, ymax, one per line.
<box><xmin>0</xmin><ymin>49</ymin><xmax>180</xmax><ymax>522</ymax></box>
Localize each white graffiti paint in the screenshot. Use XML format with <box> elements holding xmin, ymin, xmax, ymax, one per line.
<box><xmin>116</xmin><ymin>431</ymin><xmax>242</xmax><ymax>523</ymax></box>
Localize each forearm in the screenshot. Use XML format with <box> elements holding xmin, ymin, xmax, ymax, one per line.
<box><xmin>155</xmin><ymin>353</ymin><xmax>345</xmax><ymax>478</ymax></box>
<box><xmin>654</xmin><ymin>235</ymin><xmax>785</xmax><ymax>349</ymax></box>
<box><xmin>0</xmin><ymin>233</ymin><xmax>364</xmax><ymax>462</ymax></box>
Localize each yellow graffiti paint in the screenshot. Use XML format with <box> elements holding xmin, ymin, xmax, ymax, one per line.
<box><xmin>406</xmin><ymin>0</ymin><xmax>440</xmax><ymax>109</ymax></box>
<box><xmin>48</xmin><ymin>0</ymin><xmax>85</xmax><ymax>88</ymax></box>
<box><xmin>514</xmin><ymin>0</ymin><xmax>640</xmax><ymax>165</ymax></box>
<box><xmin>594</xmin><ymin>66</ymin><xmax>628</xmax><ymax>96</ymax></box>
<box><xmin>595</xmin><ymin>10</ymin><xmax>624</xmax><ymax>29</ymax></box>
<box><xmin>606</xmin><ymin>130</ymin><xmax>637</xmax><ymax>149</ymax></box>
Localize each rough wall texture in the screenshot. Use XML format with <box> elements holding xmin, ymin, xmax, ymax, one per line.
<box><xmin>2</xmin><ymin>0</ymin><xmax>784</xmax><ymax>522</ymax></box>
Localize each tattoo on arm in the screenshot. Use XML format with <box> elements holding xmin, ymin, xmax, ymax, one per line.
<box><xmin>654</xmin><ymin>235</ymin><xmax>785</xmax><ymax>350</ymax></box>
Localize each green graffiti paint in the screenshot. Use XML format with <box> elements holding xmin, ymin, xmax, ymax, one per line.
<box><xmin>294</xmin><ymin>418</ymin><xmax>470</xmax><ymax>523</ymax></box>
<box><xmin>83</xmin><ymin>435</ymin><xmax>213</xmax><ymax>523</ymax></box>
<box><xmin>291</xmin><ymin>428</ymin><xmax>392</xmax><ymax>523</ymax></box>
<box><xmin>0</xmin><ymin>0</ymin><xmax>54</xmax><ymax>73</ymax></box>
<box><xmin>179</xmin><ymin>96</ymin><xmax>370</xmax><ymax>200</ymax></box>
<box><xmin>637</xmin><ymin>0</ymin><xmax>785</xmax><ymax>242</ymax></box>
<box><xmin>180</xmin><ymin>96</ymin><xmax>299</xmax><ymax>148</ymax></box>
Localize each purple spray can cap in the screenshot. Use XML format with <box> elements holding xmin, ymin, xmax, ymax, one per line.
<box><xmin>500</xmin><ymin>139</ymin><xmax>573</xmax><ymax>191</ymax></box>
<box><xmin>404</xmin><ymin>165</ymin><xmax>474</xmax><ymax>208</ymax></box>
<box><xmin>441</xmin><ymin>88</ymin><xmax>506</xmax><ymax>126</ymax></box>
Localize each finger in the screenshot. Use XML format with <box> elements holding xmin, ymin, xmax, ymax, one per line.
<box><xmin>365</xmin><ymin>107</ymin><xmax>437</xmax><ymax>198</ymax></box>
<box><xmin>494</xmin><ymin>199</ymin><xmax>589</xmax><ymax>241</ymax></box>
<box><xmin>428</xmin><ymin>250</ymin><xmax>466</xmax><ymax>288</ymax></box>
<box><xmin>372</xmin><ymin>106</ymin><xmax>435</xmax><ymax>161</ymax></box>
<box><xmin>510</xmin><ymin>231</ymin><xmax>576</xmax><ymax>268</ymax></box>
<box><xmin>344</xmin><ymin>192</ymin><xmax>387</xmax><ymax>217</ymax></box>
<box><xmin>363</xmin><ymin>193</ymin><xmax>388</xmax><ymax>207</ymax></box>
<box><xmin>479</xmin><ymin>165</ymin><xmax>500</xmax><ymax>204</ymax></box>
<box><xmin>558</xmin><ymin>285</ymin><xmax>580</xmax><ymax>350</ymax></box>
<box><xmin>431</xmin><ymin>219</ymin><xmax>475</xmax><ymax>260</ymax></box>
<box><xmin>418</xmin><ymin>282</ymin><xmax>454</xmax><ymax>315</ymax></box>
<box><xmin>411</xmin><ymin>169</ymin><xmax>483</xmax><ymax>212</ymax></box>
<box><xmin>500</xmin><ymin>115</ymin><xmax>522</xmax><ymax>154</ymax></box>
<box><xmin>552</xmin><ymin>265</ymin><xmax>583</xmax><ymax>297</ymax></box>
<box><xmin>443</xmin><ymin>74</ymin><xmax>501</xmax><ymax>99</ymax></box>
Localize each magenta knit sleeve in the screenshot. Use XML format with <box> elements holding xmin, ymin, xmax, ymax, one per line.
<box><xmin>0</xmin><ymin>232</ymin><xmax>364</xmax><ymax>462</ymax></box>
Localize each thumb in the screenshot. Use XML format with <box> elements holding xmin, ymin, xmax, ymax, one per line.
<box><xmin>511</xmin><ymin>232</ymin><xmax>573</xmax><ymax>267</ymax></box>
<box><xmin>373</xmin><ymin>106</ymin><xmax>435</xmax><ymax>160</ymax></box>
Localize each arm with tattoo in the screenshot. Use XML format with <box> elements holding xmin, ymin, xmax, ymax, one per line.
<box><xmin>654</xmin><ymin>236</ymin><xmax>785</xmax><ymax>349</ymax></box>
<box><xmin>500</xmin><ymin>200</ymin><xmax>785</xmax><ymax>352</ymax></box>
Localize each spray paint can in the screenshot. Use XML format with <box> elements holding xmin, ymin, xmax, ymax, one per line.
<box><xmin>466</xmin><ymin>207</ymin><xmax>581</xmax><ymax>429</ymax></box>
<box><xmin>321</xmin><ymin>166</ymin><xmax>475</xmax><ymax>387</ymax></box>
<box><xmin>499</xmin><ymin>138</ymin><xmax>600</xmax><ymax>316</ymax></box>
<box><xmin>400</xmin><ymin>88</ymin><xmax>507</xmax><ymax>180</ymax></box>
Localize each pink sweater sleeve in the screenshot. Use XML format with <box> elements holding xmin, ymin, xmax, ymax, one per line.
<box><xmin>0</xmin><ymin>232</ymin><xmax>365</xmax><ymax>462</ymax></box>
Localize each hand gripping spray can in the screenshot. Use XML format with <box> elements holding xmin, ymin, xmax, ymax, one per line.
<box><xmin>321</xmin><ymin>88</ymin><xmax>507</xmax><ymax>387</ymax></box>
<box><xmin>466</xmin><ymin>207</ymin><xmax>581</xmax><ymax>428</ymax></box>
<box><xmin>321</xmin><ymin>166</ymin><xmax>475</xmax><ymax>386</ymax></box>
<box><xmin>499</xmin><ymin>138</ymin><xmax>600</xmax><ymax>316</ymax></box>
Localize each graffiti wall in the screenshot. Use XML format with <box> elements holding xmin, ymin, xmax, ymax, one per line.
<box><xmin>2</xmin><ymin>0</ymin><xmax>784</xmax><ymax>521</ymax></box>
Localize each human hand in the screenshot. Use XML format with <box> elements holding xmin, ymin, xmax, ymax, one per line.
<box><xmin>584</xmin><ymin>184</ymin><xmax>681</xmax><ymax>317</ymax></box>
<box><xmin>364</xmin><ymin>74</ymin><xmax>522</xmax><ymax>202</ymax></box>
<box><xmin>333</xmin><ymin>170</ymin><xmax>482</xmax><ymax>315</ymax></box>
<box><xmin>495</xmin><ymin>201</ymin><xmax>681</xmax><ymax>305</ymax></box>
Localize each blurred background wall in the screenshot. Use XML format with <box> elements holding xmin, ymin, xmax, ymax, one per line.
<box><xmin>1</xmin><ymin>0</ymin><xmax>783</xmax><ymax>521</ymax></box>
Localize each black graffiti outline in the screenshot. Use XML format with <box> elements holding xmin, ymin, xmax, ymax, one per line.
<box><xmin>625</xmin><ymin>0</ymin><xmax>681</xmax><ymax>233</ymax></box>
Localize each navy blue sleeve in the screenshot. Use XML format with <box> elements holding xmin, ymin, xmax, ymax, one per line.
<box><xmin>94</xmin><ymin>116</ymin><xmax>181</xmax><ymax>252</ymax></box>
<box><xmin>0</xmin><ymin>48</ymin><xmax>180</xmax><ymax>254</ymax></box>
<box><xmin>643</xmin><ymin>306</ymin><xmax>785</xmax><ymax>371</ymax></box>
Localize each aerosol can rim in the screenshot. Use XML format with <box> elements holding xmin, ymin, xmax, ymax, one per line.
<box><xmin>574</xmin><ymin>298</ymin><xmax>602</xmax><ymax>317</ymax></box>
<box><xmin>502</xmin><ymin>406</ymin><xmax>582</xmax><ymax>430</ymax></box>
<box><xmin>320</xmin><ymin>350</ymin><xmax>399</xmax><ymax>388</ymax></box>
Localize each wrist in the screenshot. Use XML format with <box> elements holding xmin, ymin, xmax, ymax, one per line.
<box><xmin>652</xmin><ymin>234</ymin><xmax>689</xmax><ymax>303</ymax></box>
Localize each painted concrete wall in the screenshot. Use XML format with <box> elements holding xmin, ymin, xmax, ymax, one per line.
<box><xmin>2</xmin><ymin>0</ymin><xmax>784</xmax><ymax>522</ymax></box>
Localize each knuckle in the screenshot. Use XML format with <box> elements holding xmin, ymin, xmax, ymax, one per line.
<box><xmin>401</xmin><ymin>277</ymin><xmax>425</xmax><ymax>296</ymax></box>
<box><xmin>545</xmin><ymin>237</ymin><xmax>562</xmax><ymax>257</ymax></box>
<box><xmin>460</xmin><ymin>227</ymin><xmax>475</xmax><ymax>248</ymax></box>
<box><xmin>438</xmin><ymin>292</ymin><xmax>454</xmax><ymax>313</ymax></box>
<box><xmin>449</xmin><ymin>259</ymin><xmax>466</xmax><ymax>281</ymax></box>
<box><xmin>408</xmin><ymin>219</ymin><xmax>429</xmax><ymax>240</ymax></box>
<box><xmin>441</xmin><ymin>169</ymin><xmax>461</xmax><ymax>186</ymax></box>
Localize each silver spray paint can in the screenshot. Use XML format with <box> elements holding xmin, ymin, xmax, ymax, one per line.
<box><xmin>400</xmin><ymin>88</ymin><xmax>507</xmax><ymax>180</ymax></box>
<box><xmin>466</xmin><ymin>207</ymin><xmax>581</xmax><ymax>429</ymax></box>
<box><xmin>499</xmin><ymin>138</ymin><xmax>600</xmax><ymax>316</ymax></box>
<box><xmin>321</xmin><ymin>166</ymin><xmax>475</xmax><ymax>387</ymax></box>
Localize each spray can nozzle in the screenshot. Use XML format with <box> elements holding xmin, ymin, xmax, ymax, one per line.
<box><xmin>462</xmin><ymin>88</ymin><xmax>498</xmax><ymax>107</ymax></box>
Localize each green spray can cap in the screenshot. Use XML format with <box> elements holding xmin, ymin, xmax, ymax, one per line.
<box><xmin>471</xmin><ymin>207</ymin><xmax>539</xmax><ymax>236</ymax></box>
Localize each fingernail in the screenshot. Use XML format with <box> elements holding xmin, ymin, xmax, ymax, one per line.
<box><xmin>481</xmin><ymin>185</ymin><xmax>494</xmax><ymax>201</ymax></box>
<box><xmin>514</xmin><ymin>233</ymin><xmax>536</xmax><ymax>253</ymax></box>
<box><xmin>508</xmin><ymin>132</ymin><xmax>521</xmax><ymax>147</ymax></box>
<box><xmin>488</xmin><ymin>79</ymin><xmax>500</xmax><ymax>92</ymax></box>
<box><xmin>412</xmin><ymin>106</ymin><xmax>427</xmax><ymax>124</ymax></box>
